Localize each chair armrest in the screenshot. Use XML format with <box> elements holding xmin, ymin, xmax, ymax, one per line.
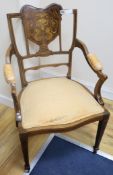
<box><xmin>4</xmin><ymin>46</ymin><xmax>21</xmax><ymax>126</ymax></box>
<box><xmin>75</xmin><ymin>39</ymin><xmax>103</xmax><ymax>71</ymax></box>
<box><xmin>75</xmin><ymin>38</ymin><xmax>107</xmax><ymax>105</ymax></box>
<box><xmin>4</xmin><ymin>45</ymin><xmax>15</xmax><ymax>85</ymax></box>
<box><xmin>87</xmin><ymin>53</ymin><xmax>103</xmax><ymax>72</ymax></box>
<box><xmin>4</xmin><ymin>64</ymin><xmax>15</xmax><ymax>84</ymax></box>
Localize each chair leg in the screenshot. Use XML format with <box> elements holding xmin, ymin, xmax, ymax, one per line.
<box><xmin>93</xmin><ymin>113</ymin><xmax>109</xmax><ymax>154</ymax></box>
<box><xmin>19</xmin><ymin>133</ymin><xmax>30</xmax><ymax>172</ymax></box>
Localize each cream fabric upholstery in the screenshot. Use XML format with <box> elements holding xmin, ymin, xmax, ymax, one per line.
<box><xmin>20</xmin><ymin>78</ymin><xmax>104</xmax><ymax>129</ymax></box>
<box><xmin>87</xmin><ymin>53</ymin><xmax>103</xmax><ymax>71</ymax></box>
<box><xmin>4</xmin><ymin>64</ymin><xmax>15</xmax><ymax>84</ymax></box>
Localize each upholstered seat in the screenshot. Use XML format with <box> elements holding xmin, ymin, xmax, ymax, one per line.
<box><xmin>20</xmin><ymin>78</ymin><xmax>104</xmax><ymax>129</ymax></box>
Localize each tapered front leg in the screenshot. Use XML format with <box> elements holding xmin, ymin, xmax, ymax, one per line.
<box><xmin>93</xmin><ymin>113</ymin><xmax>110</xmax><ymax>153</ymax></box>
<box><xmin>19</xmin><ymin>133</ymin><xmax>30</xmax><ymax>172</ymax></box>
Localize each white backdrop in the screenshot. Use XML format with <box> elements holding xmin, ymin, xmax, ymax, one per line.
<box><xmin>19</xmin><ymin>0</ymin><xmax>40</xmax><ymax>7</ymax></box>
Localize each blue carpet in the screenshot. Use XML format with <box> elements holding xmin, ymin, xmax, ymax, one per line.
<box><xmin>30</xmin><ymin>137</ymin><xmax>113</xmax><ymax>175</ymax></box>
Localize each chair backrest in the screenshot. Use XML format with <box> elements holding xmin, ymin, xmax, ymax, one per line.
<box><xmin>7</xmin><ymin>3</ymin><xmax>77</xmax><ymax>87</ymax></box>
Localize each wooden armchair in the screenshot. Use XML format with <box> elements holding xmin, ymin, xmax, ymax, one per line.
<box><xmin>4</xmin><ymin>3</ymin><xmax>110</xmax><ymax>172</ymax></box>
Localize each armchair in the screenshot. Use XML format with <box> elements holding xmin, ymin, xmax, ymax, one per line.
<box><xmin>4</xmin><ymin>4</ymin><xmax>109</xmax><ymax>172</ymax></box>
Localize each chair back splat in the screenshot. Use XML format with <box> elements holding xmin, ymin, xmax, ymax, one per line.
<box><xmin>7</xmin><ymin>3</ymin><xmax>77</xmax><ymax>87</ymax></box>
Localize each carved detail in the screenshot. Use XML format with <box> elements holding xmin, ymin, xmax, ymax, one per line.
<box><xmin>21</xmin><ymin>4</ymin><xmax>62</xmax><ymax>55</ymax></box>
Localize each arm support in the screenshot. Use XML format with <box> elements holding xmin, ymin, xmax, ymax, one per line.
<box><xmin>4</xmin><ymin>64</ymin><xmax>15</xmax><ymax>84</ymax></box>
<box><xmin>4</xmin><ymin>45</ymin><xmax>21</xmax><ymax>126</ymax></box>
<box><xmin>75</xmin><ymin>39</ymin><xmax>107</xmax><ymax>105</ymax></box>
<box><xmin>87</xmin><ymin>53</ymin><xmax>103</xmax><ymax>72</ymax></box>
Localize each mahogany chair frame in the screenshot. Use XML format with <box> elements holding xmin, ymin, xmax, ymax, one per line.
<box><xmin>4</xmin><ymin>4</ymin><xmax>109</xmax><ymax>172</ymax></box>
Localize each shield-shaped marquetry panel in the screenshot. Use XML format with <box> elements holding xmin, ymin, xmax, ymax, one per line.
<box><xmin>21</xmin><ymin>4</ymin><xmax>62</xmax><ymax>54</ymax></box>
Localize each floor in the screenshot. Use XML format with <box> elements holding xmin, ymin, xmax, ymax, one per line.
<box><xmin>0</xmin><ymin>98</ymin><xmax>113</xmax><ymax>175</ymax></box>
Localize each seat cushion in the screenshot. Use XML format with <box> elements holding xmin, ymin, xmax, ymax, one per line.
<box><xmin>20</xmin><ymin>78</ymin><xmax>104</xmax><ymax>129</ymax></box>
